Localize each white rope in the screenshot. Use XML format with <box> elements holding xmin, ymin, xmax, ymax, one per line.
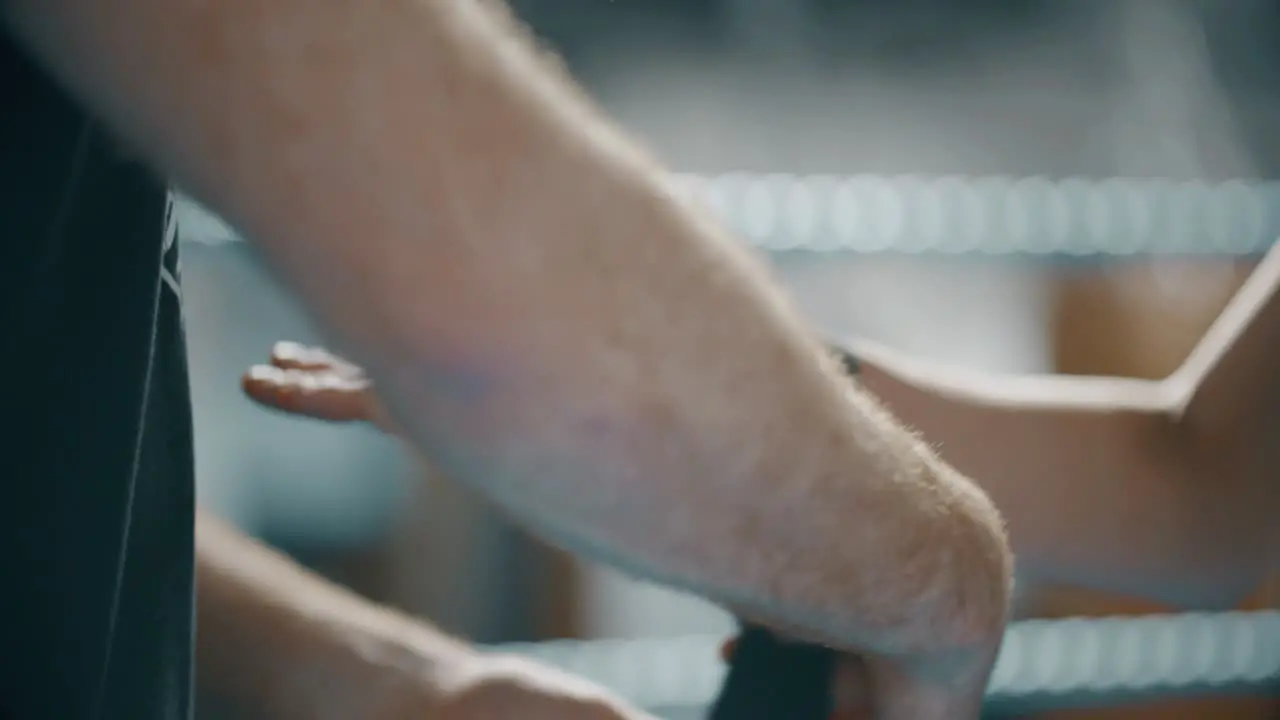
<box><xmin>176</xmin><ymin>175</ymin><xmax>1280</xmax><ymax>255</ymax></box>
<box><xmin>494</xmin><ymin>611</ymin><xmax>1280</xmax><ymax>714</ymax></box>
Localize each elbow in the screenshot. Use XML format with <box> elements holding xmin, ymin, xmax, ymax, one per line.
<box><xmin>929</xmin><ymin>481</ymin><xmax>1015</xmax><ymax>656</ymax></box>
<box><xmin>862</xmin><ymin>473</ymin><xmax>1014</xmax><ymax>687</ymax></box>
<box><xmin>851</xmin><ymin>468</ymin><xmax>1015</xmax><ymax>663</ymax></box>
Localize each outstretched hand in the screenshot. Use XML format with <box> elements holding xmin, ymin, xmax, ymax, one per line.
<box><xmin>242</xmin><ymin>341</ymin><xmax>394</xmax><ymax>431</ymax></box>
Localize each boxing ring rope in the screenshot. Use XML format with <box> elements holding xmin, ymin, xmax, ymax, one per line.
<box><xmin>178</xmin><ymin>176</ymin><xmax>1280</xmax><ymax>714</ymax></box>
<box><xmin>177</xmin><ymin>175</ymin><xmax>1280</xmax><ymax>255</ymax></box>
<box><xmin>495</xmin><ymin>611</ymin><xmax>1280</xmax><ymax>717</ymax></box>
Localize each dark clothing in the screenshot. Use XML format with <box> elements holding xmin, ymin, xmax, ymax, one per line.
<box><xmin>0</xmin><ymin>30</ymin><xmax>196</xmax><ymax>720</ymax></box>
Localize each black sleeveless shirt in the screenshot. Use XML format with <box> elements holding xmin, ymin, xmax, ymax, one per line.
<box><xmin>0</xmin><ymin>31</ymin><xmax>196</xmax><ymax>720</ymax></box>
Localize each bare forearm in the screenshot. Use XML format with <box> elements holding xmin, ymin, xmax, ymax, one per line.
<box><xmin>848</xmin><ymin>339</ymin><xmax>1267</xmax><ymax>606</ymax></box>
<box><xmin>1173</xmin><ymin>245</ymin><xmax>1280</xmax><ymax>435</ymax></box>
<box><xmin>7</xmin><ymin>0</ymin><xmax>1008</xmax><ymax>657</ymax></box>
<box><xmin>196</xmin><ymin>511</ymin><xmax>468</xmax><ymax>719</ymax></box>
<box><xmin>1170</xmin><ymin>247</ymin><xmax>1280</xmax><ymax>572</ymax></box>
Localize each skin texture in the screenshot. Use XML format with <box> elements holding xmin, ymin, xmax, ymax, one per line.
<box><xmin>242</xmin><ymin>235</ymin><xmax>1280</xmax><ymax>713</ymax></box>
<box><xmin>196</xmin><ymin>511</ymin><xmax>658</xmax><ymax>720</ymax></box>
<box><xmin>4</xmin><ymin>0</ymin><xmax>1012</xmax><ymax>714</ymax></box>
<box><xmin>842</xmin><ymin>241</ymin><xmax>1280</xmax><ymax>609</ymax></box>
<box><xmin>241</xmin><ymin>343</ymin><xmax>878</xmax><ymax>719</ymax></box>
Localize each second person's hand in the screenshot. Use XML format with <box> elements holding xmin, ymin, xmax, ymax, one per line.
<box><xmin>242</xmin><ymin>341</ymin><xmax>395</xmax><ymax>431</ymax></box>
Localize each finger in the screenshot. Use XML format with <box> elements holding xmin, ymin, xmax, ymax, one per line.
<box><xmin>265</xmin><ymin>343</ymin><xmax>399</xmax><ymax>431</ymax></box>
<box><xmin>242</xmin><ymin>364</ymin><xmax>376</xmax><ymax>423</ymax></box>
<box><xmin>270</xmin><ymin>341</ymin><xmax>365</xmax><ymax>377</ymax></box>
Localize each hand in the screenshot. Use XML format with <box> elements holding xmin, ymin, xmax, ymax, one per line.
<box><xmin>242</xmin><ymin>342</ymin><xmax>394</xmax><ymax>431</ymax></box>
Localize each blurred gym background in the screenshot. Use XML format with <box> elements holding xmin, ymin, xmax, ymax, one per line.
<box><xmin>184</xmin><ymin>1</ymin><xmax>1280</xmax><ymax>717</ymax></box>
